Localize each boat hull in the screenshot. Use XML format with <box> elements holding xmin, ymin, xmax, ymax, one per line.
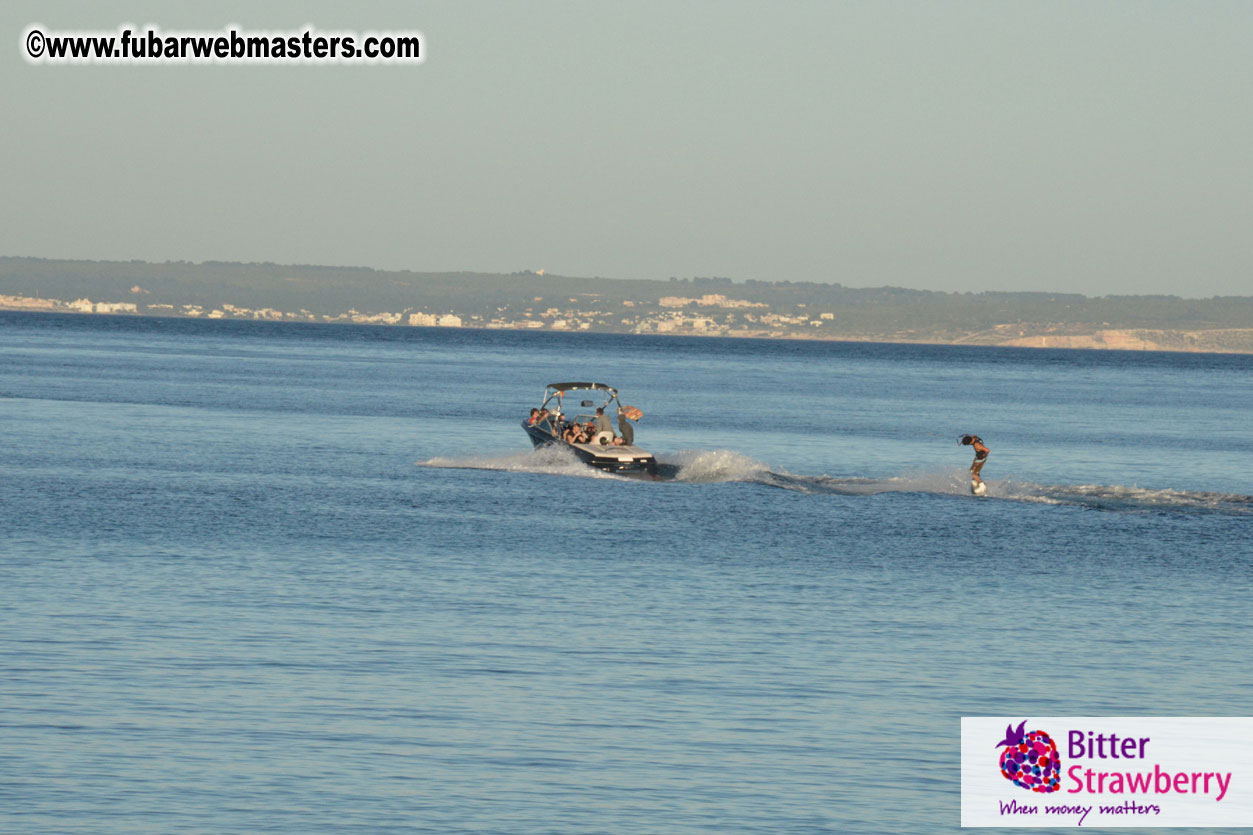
<box><xmin>523</xmin><ymin>422</ymin><xmax>657</xmax><ymax>476</ymax></box>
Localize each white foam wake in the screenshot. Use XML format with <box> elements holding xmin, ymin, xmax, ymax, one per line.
<box><xmin>418</xmin><ymin>445</ymin><xmax>620</xmax><ymax>479</ymax></box>
<box><xmin>659</xmin><ymin>449</ymin><xmax>775</xmax><ymax>483</ymax></box>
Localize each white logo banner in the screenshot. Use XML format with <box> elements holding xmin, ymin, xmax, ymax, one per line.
<box><xmin>961</xmin><ymin>717</ymin><xmax>1253</xmax><ymax>827</ymax></box>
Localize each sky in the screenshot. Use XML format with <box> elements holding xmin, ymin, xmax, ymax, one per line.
<box><xmin>3</xmin><ymin>1</ymin><xmax>1251</xmax><ymax>297</ymax></box>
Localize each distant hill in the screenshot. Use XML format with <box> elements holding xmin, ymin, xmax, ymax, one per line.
<box><xmin>3</xmin><ymin>256</ymin><xmax>1252</xmax><ymax>352</ymax></box>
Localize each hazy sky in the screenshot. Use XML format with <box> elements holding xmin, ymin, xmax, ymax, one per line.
<box><xmin>3</xmin><ymin>1</ymin><xmax>1251</xmax><ymax>296</ymax></box>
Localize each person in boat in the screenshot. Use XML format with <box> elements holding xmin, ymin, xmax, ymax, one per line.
<box><xmin>528</xmin><ymin>408</ymin><xmax>540</xmax><ymax>426</ymax></box>
<box><xmin>594</xmin><ymin>407</ymin><xmax>613</xmax><ymax>437</ymax></box>
<box><xmin>591</xmin><ymin>407</ymin><xmax>617</xmax><ymax>444</ymax></box>
<box><xmin>959</xmin><ymin>434</ymin><xmax>990</xmax><ymax>485</ymax></box>
<box><xmin>616</xmin><ymin>406</ymin><xmax>635</xmax><ymax>446</ymax></box>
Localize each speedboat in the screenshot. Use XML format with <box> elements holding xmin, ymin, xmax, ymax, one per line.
<box><xmin>522</xmin><ymin>382</ymin><xmax>658</xmax><ymax>476</ymax></box>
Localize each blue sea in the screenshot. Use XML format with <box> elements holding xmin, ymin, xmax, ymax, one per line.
<box><xmin>2</xmin><ymin>312</ymin><xmax>1250</xmax><ymax>834</ymax></box>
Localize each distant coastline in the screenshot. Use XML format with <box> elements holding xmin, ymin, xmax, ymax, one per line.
<box><xmin>3</xmin><ymin>256</ymin><xmax>1252</xmax><ymax>354</ymax></box>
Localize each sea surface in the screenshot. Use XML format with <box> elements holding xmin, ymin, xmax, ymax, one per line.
<box><xmin>2</xmin><ymin>312</ymin><xmax>1250</xmax><ymax>834</ymax></box>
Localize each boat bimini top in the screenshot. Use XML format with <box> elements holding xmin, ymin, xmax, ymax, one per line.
<box><xmin>539</xmin><ymin>382</ymin><xmax>621</xmax><ymax>415</ymax></box>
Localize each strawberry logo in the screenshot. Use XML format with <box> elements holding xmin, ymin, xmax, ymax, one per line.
<box><xmin>996</xmin><ymin>720</ymin><xmax>1061</xmax><ymax>793</ymax></box>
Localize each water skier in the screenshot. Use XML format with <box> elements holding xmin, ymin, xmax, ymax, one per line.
<box><xmin>959</xmin><ymin>434</ymin><xmax>989</xmax><ymax>490</ymax></box>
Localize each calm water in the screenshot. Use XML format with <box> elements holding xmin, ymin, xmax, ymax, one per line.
<box><xmin>2</xmin><ymin>312</ymin><xmax>1250</xmax><ymax>834</ymax></box>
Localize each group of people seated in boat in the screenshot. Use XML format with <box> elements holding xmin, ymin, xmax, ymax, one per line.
<box><xmin>527</xmin><ymin>406</ymin><xmax>632</xmax><ymax>446</ymax></box>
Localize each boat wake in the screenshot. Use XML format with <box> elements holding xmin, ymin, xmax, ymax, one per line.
<box><xmin>417</xmin><ymin>448</ymin><xmax>1252</xmax><ymax>515</ymax></box>
<box><xmin>419</xmin><ymin>444</ymin><xmax>623</xmax><ymax>479</ymax></box>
